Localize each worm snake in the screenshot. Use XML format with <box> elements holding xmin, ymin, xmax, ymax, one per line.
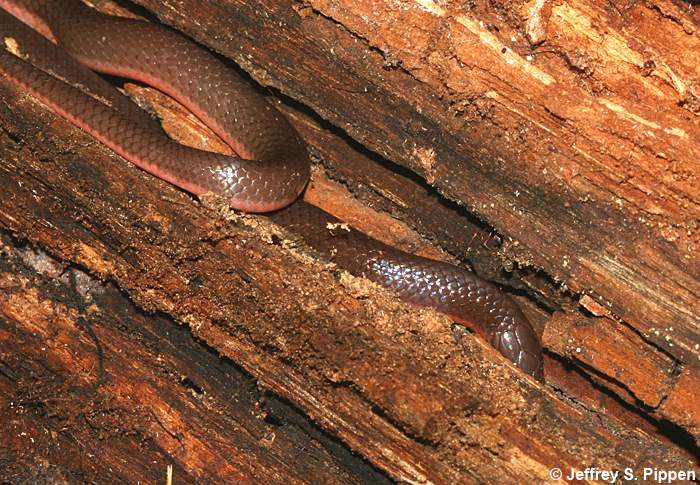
<box><xmin>0</xmin><ymin>0</ymin><xmax>544</xmax><ymax>380</ymax></box>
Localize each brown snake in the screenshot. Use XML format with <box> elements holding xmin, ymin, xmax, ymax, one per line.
<box><xmin>0</xmin><ymin>0</ymin><xmax>544</xmax><ymax>380</ymax></box>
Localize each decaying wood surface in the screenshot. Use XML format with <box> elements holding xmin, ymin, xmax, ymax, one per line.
<box><xmin>0</xmin><ymin>239</ymin><xmax>388</xmax><ymax>484</ymax></box>
<box><xmin>131</xmin><ymin>0</ymin><xmax>700</xmax><ymax>366</ymax></box>
<box><xmin>131</xmin><ymin>0</ymin><xmax>700</xmax><ymax>448</ymax></box>
<box><xmin>0</xmin><ymin>0</ymin><xmax>698</xmax><ymax>482</ymax></box>
<box><xmin>1</xmin><ymin>78</ymin><xmax>696</xmax><ymax>482</ymax></box>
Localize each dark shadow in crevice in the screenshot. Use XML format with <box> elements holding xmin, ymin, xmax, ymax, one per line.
<box><xmin>549</xmin><ymin>353</ymin><xmax>699</xmax><ymax>466</ymax></box>
<box><xmin>92</xmin><ymin>1</ymin><xmax>572</xmax><ymax>320</ymax></box>
<box><xmin>1</xmin><ymin>231</ymin><xmax>395</xmax><ymax>483</ymax></box>
<box><xmin>262</xmin><ymin>393</ymin><xmax>395</xmax><ymax>485</ymax></box>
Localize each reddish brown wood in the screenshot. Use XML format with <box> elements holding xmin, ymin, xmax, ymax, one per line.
<box><xmin>2</xmin><ymin>67</ymin><xmax>697</xmax><ymax>481</ymax></box>
<box><xmin>0</xmin><ymin>240</ymin><xmax>388</xmax><ymax>483</ymax></box>
<box><xmin>1</xmin><ymin>0</ymin><xmax>699</xmax><ymax>481</ymax></box>
<box><xmin>127</xmin><ymin>0</ymin><xmax>700</xmax><ymax>446</ymax></box>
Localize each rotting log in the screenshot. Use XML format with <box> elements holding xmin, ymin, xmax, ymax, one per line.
<box><xmin>0</xmin><ymin>239</ymin><xmax>389</xmax><ymax>484</ymax></box>
<box><xmin>128</xmin><ymin>0</ymin><xmax>700</xmax><ymax>367</ymax></box>
<box><xmin>0</xmin><ymin>0</ymin><xmax>699</xmax><ymax>482</ymax></box>
<box><xmin>1</xmin><ymin>70</ymin><xmax>697</xmax><ymax>482</ymax></box>
<box><xmin>128</xmin><ymin>0</ymin><xmax>700</xmax><ymax>448</ymax></box>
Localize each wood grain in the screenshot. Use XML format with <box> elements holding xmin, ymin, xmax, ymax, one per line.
<box><xmin>1</xmin><ymin>0</ymin><xmax>698</xmax><ymax>480</ymax></box>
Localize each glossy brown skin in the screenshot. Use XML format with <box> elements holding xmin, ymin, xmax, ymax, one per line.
<box><xmin>0</xmin><ymin>0</ymin><xmax>544</xmax><ymax>380</ymax></box>
<box><xmin>270</xmin><ymin>202</ymin><xmax>543</xmax><ymax>379</ymax></box>
<box><xmin>0</xmin><ymin>0</ymin><xmax>309</xmax><ymax>212</ymax></box>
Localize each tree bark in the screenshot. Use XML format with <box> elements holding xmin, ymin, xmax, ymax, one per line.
<box><xmin>131</xmin><ymin>0</ymin><xmax>700</xmax><ymax>446</ymax></box>
<box><xmin>0</xmin><ymin>0</ymin><xmax>698</xmax><ymax>482</ymax></box>
<box><xmin>0</xmin><ymin>239</ymin><xmax>389</xmax><ymax>484</ymax></box>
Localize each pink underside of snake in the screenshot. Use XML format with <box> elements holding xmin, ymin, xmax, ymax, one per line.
<box><xmin>0</xmin><ymin>0</ymin><xmax>545</xmax><ymax>380</ymax></box>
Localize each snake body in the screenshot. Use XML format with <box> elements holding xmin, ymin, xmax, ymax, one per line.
<box><xmin>0</xmin><ymin>0</ymin><xmax>544</xmax><ymax>380</ymax></box>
